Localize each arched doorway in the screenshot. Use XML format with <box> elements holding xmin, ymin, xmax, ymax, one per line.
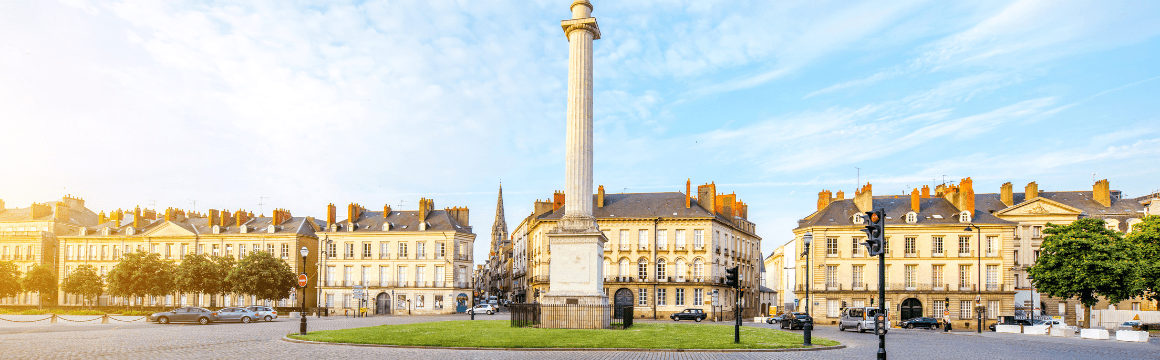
<box><xmin>613</xmin><ymin>288</ymin><xmax>633</xmax><ymax>319</ymax></box>
<box><xmin>376</xmin><ymin>293</ymin><xmax>391</xmax><ymax>315</ymax></box>
<box><xmin>456</xmin><ymin>294</ymin><xmax>469</xmax><ymax>313</ymax></box>
<box><xmin>900</xmin><ymin>298</ymin><xmax>922</xmax><ymax>320</ymax></box>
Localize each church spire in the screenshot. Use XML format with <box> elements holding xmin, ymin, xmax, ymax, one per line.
<box><xmin>491</xmin><ymin>183</ymin><xmax>508</xmax><ymax>252</ymax></box>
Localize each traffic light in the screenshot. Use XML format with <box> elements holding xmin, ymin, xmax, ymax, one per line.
<box><xmin>724</xmin><ymin>266</ymin><xmax>739</xmax><ymax>289</ymax></box>
<box><xmin>874</xmin><ymin>313</ymin><xmax>888</xmax><ymax>336</ymax></box>
<box><xmin>861</xmin><ymin>209</ymin><xmax>886</xmax><ymax>256</ymax></box>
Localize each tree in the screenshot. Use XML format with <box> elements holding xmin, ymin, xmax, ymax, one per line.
<box><xmin>107</xmin><ymin>252</ymin><xmax>176</xmax><ymax>308</ymax></box>
<box><xmin>0</xmin><ymin>261</ymin><xmax>21</xmax><ymax>300</ymax></box>
<box><xmin>62</xmin><ymin>264</ymin><xmax>104</xmax><ymax>308</ymax></box>
<box><xmin>21</xmin><ymin>264</ymin><xmax>57</xmax><ymax>308</ymax></box>
<box><xmin>1126</xmin><ymin>215</ymin><xmax>1160</xmax><ymax>304</ymax></box>
<box><xmin>1028</xmin><ymin>218</ymin><xmax>1139</xmax><ymax>327</ymax></box>
<box><xmin>226</xmin><ymin>251</ymin><xmax>297</xmax><ymax>303</ymax></box>
<box><xmin>175</xmin><ymin>253</ymin><xmax>220</xmax><ymax>306</ymax></box>
<box><xmin>209</xmin><ymin>255</ymin><xmax>237</xmax><ymax>307</ymax></box>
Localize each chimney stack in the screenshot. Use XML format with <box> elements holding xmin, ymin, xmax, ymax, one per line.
<box><xmin>235</xmin><ymin>209</ymin><xmax>249</xmax><ymax>227</ymax></box>
<box><xmin>418</xmin><ymin>199</ymin><xmax>430</xmax><ymax>220</ymax></box>
<box><xmin>1093</xmin><ymin>179</ymin><xmax>1111</xmax><ymax>207</ymax></box>
<box><xmin>207</xmin><ymin>209</ymin><xmax>219</xmax><ymax>227</ymax></box>
<box><xmin>133</xmin><ymin>206</ymin><xmax>142</xmax><ymax>228</ymax></box>
<box><xmin>854</xmin><ymin>183</ymin><xmax>873</xmax><ymax>212</ymax></box>
<box><xmin>698</xmin><ymin>182</ymin><xmax>717</xmax><ymax>213</ymax></box>
<box><xmin>0</xmin><ymin>199</ymin><xmax>5</xmax><ymax>212</ymax></box>
<box><xmin>685</xmin><ymin>179</ymin><xmax>691</xmax><ymax>208</ymax></box>
<box><xmin>53</xmin><ymin>202</ymin><xmax>69</xmax><ymax>222</ymax></box>
<box><xmin>221</xmin><ymin>210</ymin><xmax>231</xmax><ymax>227</ymax></box>
<box><xmin>921</xmin><ymin>185</ymin><xmax>930</xmax><ymax>199</ymax></box>
<box><xmin>1000</xmin><ymin>182</ymin><xmax>1013</xmax><ymax>207</ymax></box>
<box><xmin>1025</xmin><ymin>182</ymin><xmax>1039</xmax><ymax>201</ymax></box>
<box><xmin>534</xmin><ymin>200</ymin><xmax>554</xmax><ymax>216</ymax></box>
<box><xmin>817</xmin><ymin>190</ymin><xmax>833</xmax><ymax>210</ymax></box>
<box><xmin>98</xmin><ymin>210</ymin><xmax>107</xmax><ymax>224</ymax></box>
<box><xmin>552</xmin><ymin>191</ymin><xmax>565</xmax><ymax>212</ymax></box>
<box><xmin>835</xmin><ymin>190</ymin><xmax>845</xmax><ymax>200</ymax></box>
<box><xmin>910</xmin><ymin>188</ymin><xmax>921</xmax><ymax>212</ymax></box>
<box><xmin>383</xmin><ymin>204</ymin><xmax>392</xmax><ymax>217</ymax></box>
<box><xmin>959</xmin><ymin>177</ymin><xmax>975</xmax><ymax>216</ymax></box>
<box><xmin>598</xmin><ymin>185</ymin><xmax>606</xmax><ymax>208</ymax></box>
<box><xmin>326</xmin><ymin>203</ymin><xmax>336</xmax><ymax>229</ymax></box>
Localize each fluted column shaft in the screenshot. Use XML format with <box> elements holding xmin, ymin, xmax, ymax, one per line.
<box><xmin>564</xmin><ymin>26</ymin><xmax>595</xmax><ymax>222</ymax></box>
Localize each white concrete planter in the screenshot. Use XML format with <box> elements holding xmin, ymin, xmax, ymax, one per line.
<box><xmin>1081</xmin><ymin>328</ymin><xmax>1110</xmax><ymax>340</ymax></box>
<box><xmin>754</xmin><ymin>317</ymin><xmax>766</xmax><ymax>323</ymax></box>
<box><xmin>1115</xmin><ymin>330</ymin><xmax>1149</xmax><ymax>342</ymax></box>
<box><xmin>1023</xmin><ymin>325</ymin><xmax>1050</xmax><ymax>335</ymax></box>
<box><xmin>996</xmin><ymin>325</ymin><xmax>1021</xmax><ymax>333</ymax></box>
<box><xmin>1050</xmin><ymin>326</ymin><xmax>1076</xmax><ymax>337</ymax></box>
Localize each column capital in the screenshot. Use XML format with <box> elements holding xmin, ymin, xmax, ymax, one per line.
<box><xmin>561</xmin><ymin>18</ymin><xmax>600</xmax><ymax>40</ymax></box>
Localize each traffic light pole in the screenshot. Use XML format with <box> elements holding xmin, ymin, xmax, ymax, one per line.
<box><xmin>862</xmin><ymin>209</ymin><xmax>887</xmax><ymax>360</ymax></box>
<box><xmin>877</xmin><ymin>248</ymin><xmax>886</xmax><ymax>360</ymax></box>
<box><xmin>735</xmin><ymin>289</ymin><xmax>741</xmax><ymax>344</ymax></box>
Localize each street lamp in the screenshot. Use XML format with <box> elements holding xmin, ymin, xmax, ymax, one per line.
<box><xmin>318</xmin><ymin>236</ymin><xmax>331</xmax><ymax>318</ymax></box>
<box><xmin>300</xmin><ymin>246</ymin><xmax>309</xmax><ymax>336</ymax></box>
<box><xmin>800</xmin><ymin>232</ymin><xmax>813</xmax><ymax>346</ymax></box>
<box><xmin>1027</xmin><ymin>275</ymin><xmax>1036</xmax><ymax>323</ymax></box>
<box><xmin>964</xmin><ymin>224</ymin><xmax>982</xmax><ymax>333</ymax></box>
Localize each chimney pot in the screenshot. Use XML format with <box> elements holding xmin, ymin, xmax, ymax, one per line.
<box><xmin>1093</xmin><ymin>179</ymin><xmax>1111</xmax><ymax>207</ymax></box>
<box><xmin>1000</xmin><ymin>182</ymin><xmax>1013</xmax><ymax>207</ymax></box>
<box><xmin>1025</xmin><ymin>182</ymin><xmax>1039</xmax><ymax>201</ymax></box>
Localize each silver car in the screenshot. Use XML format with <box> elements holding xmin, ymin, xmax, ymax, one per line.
<box><xmin>215</xmin><ymin>307</ymin><xmax>259</xmax><ymax>323</ymax></box>
<box><xmin>149</xmin><ymin>307</ymin><xmax>216</xmax><ymax>325</ymax></box>
<box><xmin>245</xmin><ymin>306</ymin><xmax>279</xmax><ymax>321</ymax></box>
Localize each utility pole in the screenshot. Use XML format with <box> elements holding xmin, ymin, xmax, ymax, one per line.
<box><xmin>259</xmin><ymin>196</ymin><xmax>270</xmax><ymax>216</ymax></box>
<box><xmin>189</xmin><ymin>200</ymin><xmax>197</xmax><ymax>213</ymax></box>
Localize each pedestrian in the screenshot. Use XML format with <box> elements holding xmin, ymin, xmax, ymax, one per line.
<box><xmin>943</xmin><ymin>313</ymin><xmax>951</xmax><ymax>331</ymax></box>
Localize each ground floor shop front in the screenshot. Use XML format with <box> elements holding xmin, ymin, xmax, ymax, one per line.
<box><xmin>320</xmin><ymin>287</ymin><xmax>472</xmax><ymax>315</ymax></box>
<box><xmin>800</xmin><ymin>291</ymin><xmax>1016</xmax><ymax>331</ymax></box>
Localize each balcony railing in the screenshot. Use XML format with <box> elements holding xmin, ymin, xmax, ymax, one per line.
<box><xmin>532</xmin><ymin>275</ymin><xmax>550</xmax><ymax>283</ymax></box>
<box><xmin>619</xmin><ymin>244</ymin><xmax>630</xmax><ymax>251</ymax></box>
<box><xmin>905</xmin><ymin>251</ymin><xmax>918</xmax><ymax>258</ymax></box>
<box><xmin>694</xmin><ymin>245</ymin><xmax>704</xmax><ymax>251</ymax></box>
<box><xmin>932</xmin><ymin>252</ymin><xmax>944</xmax><ymax>257</ymax></box>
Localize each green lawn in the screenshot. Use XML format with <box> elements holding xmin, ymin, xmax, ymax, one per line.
<box><xmin>288</xmin><ymin>320</ymin><xmax>839</xmax><ymax>349</ymax></box>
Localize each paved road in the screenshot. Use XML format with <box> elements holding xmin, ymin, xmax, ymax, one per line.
<box><xmin>1</xmin><ymin>312</ymin><xmax>1157</xmax><ymax>359</ymax></box>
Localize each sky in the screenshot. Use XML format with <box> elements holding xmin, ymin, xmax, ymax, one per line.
<box><xmin>2</xmin><ymin>0</ymin><xmax>1159</xmax><ymax>265</ymax></box>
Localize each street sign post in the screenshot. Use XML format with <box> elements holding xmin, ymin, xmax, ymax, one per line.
<box><xmin>298</xmin><ymin>273</ymin><xmax>308</xmax><ymax>288</ymax></box>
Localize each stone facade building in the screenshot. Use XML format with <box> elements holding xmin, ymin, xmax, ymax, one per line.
<box><xmin>793</xmin><ymin>178</ymin><xmax>1157</xmax><ymax>330</ymax></box>
<box><xmin>0</xmin><ymin>195</ymin><xmax>97</xmax><ymax>306</ymax></box>
<box><xmin>315</xmin><ymin>201</ymin><xmax>475</xmax><ymax>315</ymax></box>
<box><xmin>58</xmin><ymin>207</ymin><xmax>321</xmax><ymax>308</ymax></box>
<box><xmin>479</xmin><ymin>185</ymin><xmax>512</xmax><ymax>302</ymax></box>
<box><xmin>520</xmin><ymin>180</ymin><xmax>765</xmax><ymax>320</ymax></box>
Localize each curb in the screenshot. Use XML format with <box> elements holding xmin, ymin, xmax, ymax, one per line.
<box><xmin>281</xmin><ymin>335</ymin><xmax>846</xmax><ymax>352</ymax></box>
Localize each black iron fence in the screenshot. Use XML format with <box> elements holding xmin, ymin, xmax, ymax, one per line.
<box><xmin>509</xmin><ymin>303</ymin><xmax>631</xmax><ymax>329</ymax></box>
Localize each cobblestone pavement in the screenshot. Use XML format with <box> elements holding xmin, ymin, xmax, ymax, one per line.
<box><xmin>1</xmin><ymin>312</ymin><xmax>1157</xmax><ymax>359</ymax></box>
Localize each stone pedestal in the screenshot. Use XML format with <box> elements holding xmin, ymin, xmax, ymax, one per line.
<box><xmin>540</xmin><ymin>231</ymin><xmax>609</xmax><ymax>329</ymax></box>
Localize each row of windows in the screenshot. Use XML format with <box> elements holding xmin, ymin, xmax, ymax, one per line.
<box><xmin>821</xmin><ymin>264</ymin><xmax>1001</xmax><ymax>288</ymax></box>
<box><xmin>606</xmin><ymin>257</ymin><xmax>706</xmax><ymax>279</ymax></box>
<box><xmin>605</xmin><ymin>288</ymin><xmax>706</xmax><ymax>307</ymax></box>
<box><xmin>64</xmin><ymin>243</ymin><xmax>293</xmax><ymax>261</ymax></box>
<box><xmin>324</xmin><ymin>265</ymin><xmax>469</xmax><ymax>286</ymax></box>
<box><xmin>325</xmin><ymin>241</ymin><xmax>466</xmax><ymax>260</ymax></box>
<box><xmin>826</xmin><ymin>235</ymin><xmax>999</xmax><ymax>256</ymax></box>
<box><xmin>0</xmin><ymin>245</ymin><xmax>35</xmax><ymax>260</ymax></box>
<box><xmin>821</xmin><ymin>299</ymin><xmax>1000</xmax><ymax>320</ymax></box>
<box><xmin>612</xmin><ymin>229</ymin><xmax>705</xmax><ymax>248</ymax></box>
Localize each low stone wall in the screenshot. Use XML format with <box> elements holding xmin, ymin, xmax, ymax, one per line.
<box><xmin>1115</xmin><ymin>330</ymin><xmax>1149</xmax><ymax>342</ymax></box>
<box><xmin>996</xmin><ymin>325</ymin><xmax>1021</xmax><ymax>333</ymax></box>
<box><xmin>1081</xmin><ymin>329</ymin><xmax>1110</xmax><ymax>340</ymax></box>
<box><xmin>1023</xmin><ymin>325</ymin><xmax>1050</xmax><ymax>335</ymax></box>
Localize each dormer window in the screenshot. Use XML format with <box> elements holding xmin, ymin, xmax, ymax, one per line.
<box><xmin>101</xmin><ymin>227</ymin><xmax>110</xmax><ymax>236</ymax></box>
<box><xmin>383</xmin><ymin>223</ymin><xmax>391</xmax><ymax>231</ymax></box>
<box><xmin>959</xmin><ymin>211</ymin><xmax>971</xmax><ymax>223</ymax></box>
<box><xmin>852</xmin><ymin>214</ymin><xmax>864</xmax><ymax>225</ymax></box>
<box><xmin>239</xmin><ymin>225</ymin><xmax>248</xmax><ymax>234</ymax></box>
<box><xmin>347</xmin><ymin>222</ymin><xmax>356</xmax><ymax>232</ymax></box>
<box><xmin>905</xmin><ymin>212</ymin><xmax>918</xmax><ymax>224</ymax></box>
<box><xmin>212</xmin><ymin>225</ymin><xmax>220</xmax><ymax>234</ymax></box>
<box><xmin>126</xmin><ymin>227</ymin><xmax>135</xmax><ymax>236</ymax></box>
<box><xmin>419</xmin><ymin>222</ymin><xmax>428</xmax><ymax>231</ymax></box>
<box><xmin>267</xmin><ymin>225</ymin><xmax>276</xmax><ymax>233</ymax></box>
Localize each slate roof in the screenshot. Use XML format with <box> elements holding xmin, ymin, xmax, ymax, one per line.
<box><xmin>798</xmin><ymin>190</ymin><xmax>1149</xmax><ymax>232</ymax></box>
<box><xmin>329</xmin><ymin>210</ymin><xmax>472</xmax><ymax>234</ymax></box>
<box><xmin>85</xmin><ymin>215</ymin><xmax>324</xmax><ymax>237</ymax></box>
<box><xmin>537</xmin><ymin>192</ymin><xmax>759</xmax><ymax>238</ymax></box>
<box><xmin>0</xmin><ymin>201</ymin><xmax>98</xmax><ymax>227</ymax></box>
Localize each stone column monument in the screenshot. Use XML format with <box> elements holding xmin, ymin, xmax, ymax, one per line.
<box><xmin>540</xmin><ymin>0</ymin><xmax>609</xmax><ymax>329</ymax></box>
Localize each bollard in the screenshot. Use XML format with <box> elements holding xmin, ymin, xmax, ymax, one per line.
<box><xmin>471</xmin><ymin>310</ymin><xmax>475</xmax><ymax>321</ymax></box>
<box><xmin>51</xmin><ymin>314</ymin><xmax>58</xmax><ymax>324</ymax></box>
<box><xmin>803</xmin><ymin>320</ymin><xmax>813</xmax><ymax>346</ymax></box>
<box><xmin>102</xmin><ymin>314</ymin><xmax>109</xmax><ymax>324</ymax></box>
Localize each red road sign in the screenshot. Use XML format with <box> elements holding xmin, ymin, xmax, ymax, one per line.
<box><xmin>298</xmin><ymin>274</ymin><xmax>308</xmax><ymax>287</ymax></box>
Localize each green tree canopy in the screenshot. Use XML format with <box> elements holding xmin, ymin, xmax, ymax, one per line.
<box><xmin>1126</xmin><ymin>215</ymin><xmax>1160</xmax><ymax>303</ymax></box>
<box><xmin>226</xmin><ymin>251</ymin><xmax>297</xmax><ymax>302</ymax></box>
<box><xmin>21</xmin><ymin>264</ymin><xmax>57</xmax><ymax>308</ymax></box>
<box><xmin>1028</xmin><ymin>218</ymin><xmax>1139</xmax><ymax>325</ymax></box>
<box><xmin>62</xmin><ymin>264</ymin><xmax>104</xmax><ymax>307</ymax></box>
<box><xmin>175</xmin><ymin>253</ymin><xmax>221</xmax><ymax>304</ymax></box>
<box><xmin>0</xmin><ymin>261</ymin><xmax>21</xmax><ymax>299</ymax></box>
<box><xmin>106</xmin><ymin>252</ymin><xmax>176</xmax><ymax>305</ymax></box>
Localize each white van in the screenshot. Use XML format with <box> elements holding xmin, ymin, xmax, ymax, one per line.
<box><xmin>839</xmin><ymin>307</ymin><xmax>891</xmax><ymax>333</ymax></box>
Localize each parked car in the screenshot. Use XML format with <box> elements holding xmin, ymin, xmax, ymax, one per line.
<box><xmin>670</xmin><ymin>309</ymin><xmax>707</xmax><ymax>322</ymax></box>
<box><xmin>781</xmin><ymin>312</ymin><xmax>814</xmax><ymax>330</ymax></box>
<box><xmin>899</xmin><ymin>317</ymin><xmax>940</xmax><ymax>329</ymax></box>
<box><xmin>214</xmin><ymin>307</ymin><xmax>259</xmax><ymax>323</ymax></box>
<box><xmin>837</xmin><ymin>307</ymin><xmax>889</xmax><ymax>333</ymax></box>
<box><xmin>989</xmin><ymin>317</ymin><xmax>1034</xmax><ymax>331</ymax></box>
<box><xmin>245</xmin><ymin>306</ymin><xmax>278</xmax><ymax>321</ymax></box>
<box><xmin>766</xmin><ymin>313</ymin><xmax>789</xmax><ymax>324</ymax></box>
<box><xmin>149</xmin><ymin>307</ymin><xmax>217</xmax><ymax>325</ymax></box>
<box><xmin>1118</xmin><ymin>320</ymin><xmax>1142</xmax><ymax>331</ymax></box>
<box><xmin>1036</xmin><ymin>318</ymin><xmax>1068</xmax><ymax>328</ymax></box>
<box><xmin>467</xmin><ymin>304</ymin><xmax>497</xmax><ymax>315</ymax></box>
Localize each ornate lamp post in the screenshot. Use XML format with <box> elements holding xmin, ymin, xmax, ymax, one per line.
<box><xmin>800</xmin><ymin>232</ymin><xmax>813</xmax><ymax>346</ymax></box>
<box><xmin>300</xmin><ymin>246</ymin><xmax>309</xmax><ymax>336</ymax></box>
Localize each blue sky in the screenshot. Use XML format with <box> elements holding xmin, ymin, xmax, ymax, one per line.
<box><xmin>2</xmin><ymin>0</ymin><xmax>1159</xmax><ymax>264</ymax></box>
